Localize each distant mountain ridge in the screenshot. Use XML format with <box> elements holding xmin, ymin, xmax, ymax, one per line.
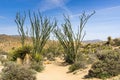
<box><xmin>0</xmin><ymin>34</ymin><xmax>103</xmax><ymax>43</ymax></box>
<box><xmin>0</xmin><ymin>34</ymin><xmax>20</xmax><ymax>42</ymax></box>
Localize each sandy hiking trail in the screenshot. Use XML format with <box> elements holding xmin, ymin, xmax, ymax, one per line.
<box><xmin>36</xmin><ymin>58</ymin><xmax>119</xmax><ymax>80</ymax></box>
<box><xmin>36</xmin><ymin>58</ymin><xmax>93</xmax><ymax>80</ymax></box>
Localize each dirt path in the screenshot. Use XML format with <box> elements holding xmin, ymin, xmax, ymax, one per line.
<box><xmin>36</xmin><ymin>59</ymin><xmax>91</xmax><ymax>80</ymax></box>
<box><xmin>36</xmin><ymin>58</ymin><xmax>120</xmax><ymax>80</ymax></box>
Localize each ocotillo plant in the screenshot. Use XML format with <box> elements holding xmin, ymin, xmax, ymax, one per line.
<box><xmin>15</xmin><ymin>12</ymin><xmax>26</xmax><ymax>47</ymax></box>
<box><xmin>54</xmin><ymin>12</ymin><xmax>95</xmax><ymax>64</ymax></box>
<box><xmin>29</xmin><ymin>11</ymin><xmax>57</xmax><ymax>61</ymax></box>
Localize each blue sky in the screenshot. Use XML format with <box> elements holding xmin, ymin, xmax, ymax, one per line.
<box><xmin>0</xmin><ymin>0</ymin><xmax>120</xmax><ymax>40</ymax></box>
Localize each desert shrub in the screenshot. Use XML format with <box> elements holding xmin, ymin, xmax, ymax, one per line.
<box><xmin>0</xmin><ymin>49</ymin><xmax>8</xmax><ymax>64</ymax></box>
<box><xmin>96</xmin><ymin>49</ymin><xmax>120</xmax><ymax>61</ymax></box>
<box><xmin>0</xmin><ymin>55</ymin><xmax>8</xmax><ymax>65</ymax></box>
<box><xmin>0</xmin><ymin>61</ymin><xmax>36</xmax><ymax>80</ymax></box>
<box><xmin>0</xmin><ymin>49</ymin><xmax>8</xmax><ymax>55</ymax></box>
<box><xmin>44</xmin><ymin>52</ymin><xmax>55</xmax><ymax>61</ymax></box>
<box><xmin>99</xmin><ymin>45</ymin><xmax>112</xmax><ymax>50</ymax></box>
<box><xmin>87</xmin><ymin>53</ymin><xmax>97</xmax><ymax>64</ymax></box>
<box><xmin>10</xmin><ymin>45</ymin><xmax>32</xmax><ymax>61</ymax></box>
<box><xmin>69</xmin><ymin>53</ymin><xmax>87</xmax><ymax>72</ymax></box>
<box><xmin>80</xmin><ymin>43</ymin><xmax>112</xmax><ymax>64</ymax></box>
<box><xmin>113</xmin><ymin>38</ymin><xmax>120</xmax><ymax>46</ymax></box>
<box><xmin>32</xmin><ymin>53</ymin><xmax>43</xmax><ymax>62</ymax></box>
<box><xmin>69</xmin><ymin>61</ymin><xmax>86</xmax><ymax>72</ymax></box>
<box><xmin>87</xmin><ymin>50</ymin><xmax>120</xmax><ymax>79</ymax></box>
<box><xmin>30</xmin><ymin>61</ymin><xmax>44</xmax><ymax>72</ymax></box>
<box><xmin>42</xmin><ymin>42</ymin><xmax>64</xmax><ymax>61</ymax></box>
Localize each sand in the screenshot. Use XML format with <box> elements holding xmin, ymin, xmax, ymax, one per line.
<box><xmin>36</xmin><ymin>58</ymin><xmax>93</xmax><ymax>80</ymax></box>
<box><xmin>36</xmin><ymin>58</ymin><xmax>120</xmax><ymax>80</ymax></box>
<box><xmin>0</xmin><ymin>58</ymin><xmax>118</xmax><ymax>80</ymax></box>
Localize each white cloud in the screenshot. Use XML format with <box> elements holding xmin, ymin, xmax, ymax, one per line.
<box><xmin>49</xmin><ymin>0</ymin><xmax>65</xmax><ymax>5</ymax></box>
<box><xmin>97</xmin><ymin>5</ymin><xmax>120</xmax><ymax>13</ymax></box>
<box><xmin>71</xmin><ymin>5</ymin><xmax>120</xmax><ymax>18</ymax></box>
<box><xmin>38</xmin><ymin>0</ymin><xmax>72</xmax><ymax>14</ymax></box>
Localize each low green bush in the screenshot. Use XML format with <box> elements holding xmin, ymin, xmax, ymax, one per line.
<box><xmin>1</xmin><ymin>61</ymin><xmax>36</xmax><ymax>80</ymax></box>
<box><xmin>0</xmin><ymin>49</ymin><xmax>8</xmax><ymax>55</ymax></box>
<box><xmin>0</xmin><ymin>55</ymin><xmax>8</xmax><ymax>64</ymax></box>
<box><xmin>69</xmin><ymin>53</ymin><xmax>87</xmax><ymax>72</ymax></box>
<box><xmin>69</xmin><ymin>61</ymin><xmax>86</xmax><ymax>72</ymax></box>
<box><xmin>87</xmin><ymin>54</ymin><xmax>97</xmax><ymax>64</ymax></box>
<box><xmin>10</xmin><ymin>45</ymin><xmax>44</xmax><ymax>72</ymax></box>
<box><xmin>113</xmin><ymin>38</ymin><xmax>120</xmax><ymax>46</ymax></box>
<box><xmin>30</xmin><ymin>61</ymin><xmax>44</xmax><ymax>72</ymax></box>
<box><xmin>42</xmin><ymin>43</ymin><xmax>64</xmax><ymax>61</ymax></box>
<box><xmin>87</xmin><ymin>50</ymin><xmax>120</xmax><ymax>79</ymax></box>
<box><xmin>32</xmin><ymin>53</ymin><xmax>43</xmax><ymax>62</ymax></box>
<box><xmin>0</xmin><ymin>49</ymin><xmax>8</xmax><ymax>65</ymax></box>
<box><xmin>10</xmin><ymin>45</ymin><xmax>32</xmax><ymax>61</ymax></box>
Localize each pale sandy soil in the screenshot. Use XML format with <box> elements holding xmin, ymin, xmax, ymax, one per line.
<box><xmin>36</xmin><ymin>58</ymin><xmax>100</xmax><ymax>80</ymax></box>
<box><xmin>36</xmin><ymin>58</ymin><xmax>120</xmax><ymax>80</ymax></box>
<box><xmin>0</xmin><ymin>58</ymin><xmax>119</xmax><ymax>80</ymax></box>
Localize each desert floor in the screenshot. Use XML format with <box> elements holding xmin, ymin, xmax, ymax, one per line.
<box><xmin>36</xmin><ymin>58</ymin><xmax>101</xmax><ymax>80</ymax></box>
<box><xmin>0</xmin><ymin>58</ymin><xmax>119</xmax><ymax>80</ymax></box>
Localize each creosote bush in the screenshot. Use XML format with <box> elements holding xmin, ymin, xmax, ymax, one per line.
<box><xmin>30</xmin><ymin>61</ymin><xmax>44</xmax><ymax>72</ymax></box>
<box><xmin>113</xmin><ymin>38</ymin><xmax>120</xmax><ymax>46</ymax></box>
<box><xmin>69</xmin><ymin>61</ymin><xmax>86</xmax><ymax>72</ymax></box>
<box><xmin>42</xmin><ymin>41</ymin><xmax>64</xmax><ymax>61</ymax></box>
<box><xmin>87</xmin><ymin>50</ymin><xmax>120</xmax><ymax>79</ymax></box>
<box><xmin>0</xmin><ymin>49</ymin><xmax>8</xmax><ymax>64</ymax></box>
<box><xmin>32</xmin><ymin>53</ymin><xmax>43</xmax><ymax>62</ymax></box>
<box><xmin>0</xmin><ymin>61</ymin><xmax>36</xmax><ymax>80</ymax></box>
<box><xmin>0</xmin><ymin>49</ymin><xmax>8</xmax><ymax>55</ymax></box>
<box><xmin>69</xmin><ymin>53</ymin><xmax>87</xmax><ymax>72</ymax></box>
